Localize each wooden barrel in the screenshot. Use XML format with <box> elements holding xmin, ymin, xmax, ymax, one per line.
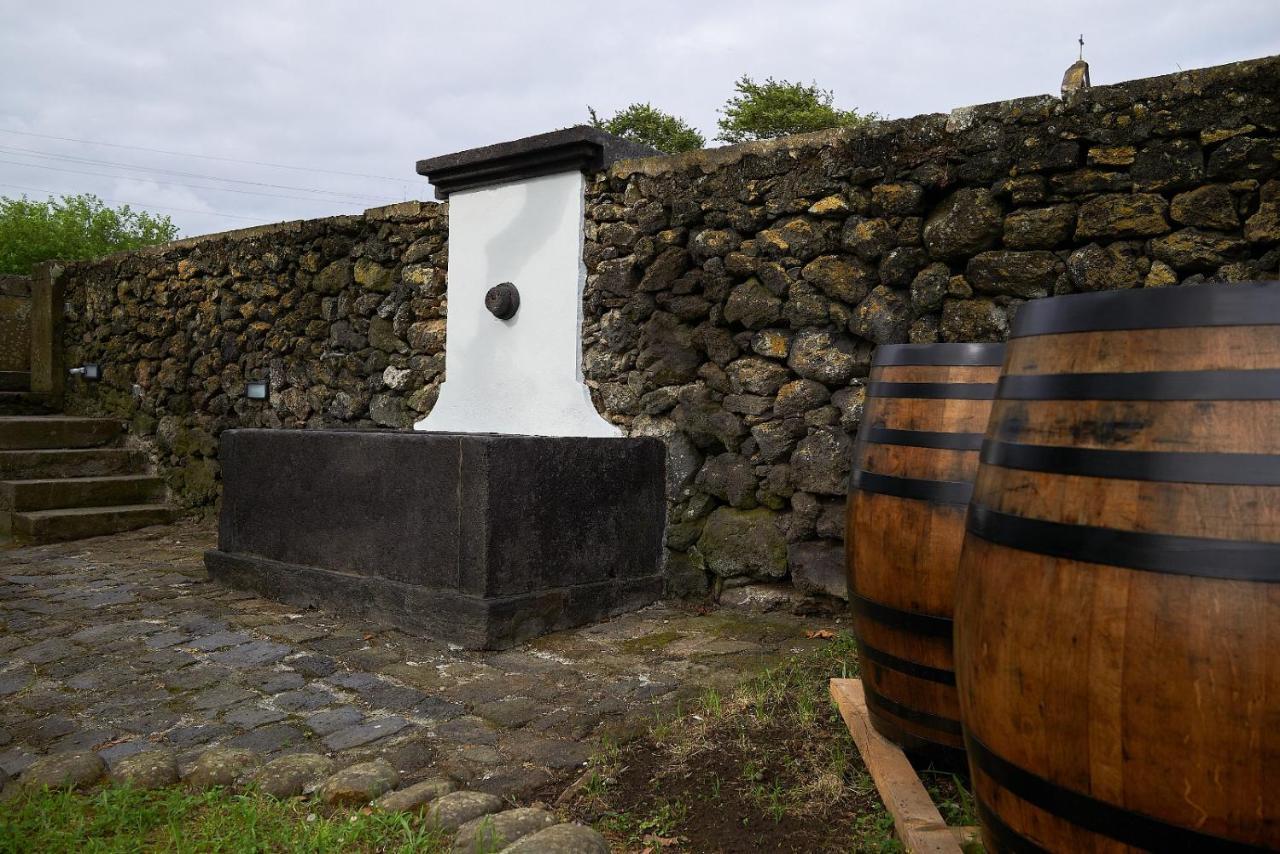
<box><xmin>955</xmin><ymin>282</ymin><xmax>1280</xmax><ymax>852</ymax></box>
<box><xmin>846</xmin><ymin>341</ymin><xmax>1005</xmax><ymax>760</ymax></box>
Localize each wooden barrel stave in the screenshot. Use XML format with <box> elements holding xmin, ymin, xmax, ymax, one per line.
<box><xmin>848</xmin><ymin>342</ymin><xmax>1004</xmax><ymax>760</ymax></box>
<box><xmin>975</xmin><ymin>467</ymin><xmax>1280</xmax><ymax>542</ymax></box>
<box><xmin>987</xmin><ymin>399</ymin><xmax>1280</xmax><ymax>455</ymax></box>
<box><xmin>851</xmin><ymin>490</ymin><xmax>965</xmax><ymax>615</ymax></box>
<box><xmin>956</xmin><ymin>283</ymin><xmax>1280</xmax><ymax>852</ymax></box>
<box><xmin>871</xmin><ymin>363</ymin><xmax>1005</xmax><ymax>385</ymax></box>
<box><xmin>865</xmin><ymin>395</ymin><xmax>996</xmax><ymax>436</ymax></box>
<box><xmin>1003</xmin><ymin>324</ymin><xmax>1280</xmax><ymax>375</ymax></box>
<box><xmin>858</xmin><ymin>443</ymin><xmax>979</xmax><ymax>483</ymax></box>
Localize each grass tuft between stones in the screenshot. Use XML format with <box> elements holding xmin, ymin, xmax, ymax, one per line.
<box><xmin>0</xmin><ymin>783</ymin><xmax>451</xmax><ymax>853</ymax></box>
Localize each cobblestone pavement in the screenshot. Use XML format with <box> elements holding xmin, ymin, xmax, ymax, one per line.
<box><xmin>0</xmin><ymin>520</ymin><xmax>831</xmax><ymax>799</ymax></box>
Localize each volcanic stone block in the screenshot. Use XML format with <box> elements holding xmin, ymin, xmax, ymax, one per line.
<box><xmin>205</xmin><ymin>430</ymin><xmax>665</xmax><ymax>649</ymax></box>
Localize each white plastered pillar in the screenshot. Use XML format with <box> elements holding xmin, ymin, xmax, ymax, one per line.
<box><xmin>415</xmin><ymin>170</ymin><xmax>619</xmax><ymax>438</ymax></box>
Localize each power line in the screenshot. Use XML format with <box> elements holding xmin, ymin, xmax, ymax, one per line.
<box><xmin>0</xmin><ymin>143</ymin><xmax>392</xmax><ymax>203</ymax></box>
<box><xmin>0</xmin><ymin>127</ymin><xmax>408</xmax><ymax>183</ymax></box>
<box><xmin>0</xmin><ymin>181</ymin><xmax>262</xmax><ymax>222</ymax></box>
<box><xmin>0</xmin><ymin>143</ymin><xmax>394</xmax><ymax>204</ymax></box>
<box><xmin>0</xmin><ymin>156</ymin><xmax>379</xmax><ymax>207</ymax></box>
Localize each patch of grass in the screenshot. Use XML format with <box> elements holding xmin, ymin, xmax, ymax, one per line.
<box><xmin>922</xmin><ymin>769</ymin><xmax>978</xmax><ymax>827</ymax></box>
<box><xmin>568</xmin><ymin>631</ymin><xmax>924</xmax><ymax>852</ymax></box>
<box><xmin>700</xmin><ymin>686</ymin><xmax>723</xmax><ymax>717</ymax></box>
<box><xmin>0</xmin><ymin>784</ymin><xmax>450</xmax><ymax>853</ymax></box>
<box><xmin>853</xmin><ymin>810</ymin><xmax>904</xmax><ymax>854</ymax></box>
<box><xmin>635</xmin><ymin>799</ymin><xmax>687</xmax><ymax>839</ymax></box>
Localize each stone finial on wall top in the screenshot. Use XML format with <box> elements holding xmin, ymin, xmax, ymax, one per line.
<box><xmin>1062</xmin><ymin>59</ymin><xmax>1091</xmax><ymax>96</ymax></box>
<box><xmin>1062</xmin><ymin>35</ymin><xmax>1091</xmax><ymax>96</ymax></box>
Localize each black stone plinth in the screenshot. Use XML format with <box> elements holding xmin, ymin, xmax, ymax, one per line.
<box><xmin>416</xmin><ymin>125</ymin><xmax>658</xmax><ymax>199</ymax></box>
<box><xmin>204</xmin><ymin>429</ymin><xmax>666</xmax><ymax>649</ymax></box>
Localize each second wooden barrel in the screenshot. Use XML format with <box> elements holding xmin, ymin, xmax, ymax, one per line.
<box><xmin>955</xmin><ymin>281</ymin><xmax>1280</xmax><ymax>852</ymax></box>
<box><xmin>846</xmin><ymin>341</ymin><xmax>1005</xmax><ymax>760</ymax></box>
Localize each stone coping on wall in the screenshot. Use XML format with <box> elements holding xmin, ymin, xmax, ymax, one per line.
<box><xmin>606</xmin><ymin>53</ymin><xmax>1280</xmax><ymax>179</ymax></box>
<box><xmin>0</xmin><ymin>273</ymin><xmax>31</xmax><ymax>297</ymax></box>
<box><xmin>44</xmin><ymin>52</ymin><xmax>1279</xmax><ymax>267</ymax></box>
<box><xmin>59</xmin><ymin>200</ymin><xmax>444</xmax><ymax>268</ymax></box>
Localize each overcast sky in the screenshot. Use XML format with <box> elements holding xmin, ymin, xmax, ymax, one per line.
<box><xmin>2</xmin><ymin>1</ymin><xmax>1277</xmax><ymax>237</ymax></box>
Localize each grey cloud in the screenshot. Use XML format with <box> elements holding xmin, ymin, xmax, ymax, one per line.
<box><xmin>1</xmin><ymin>0</ymin><xmax>1276</xmax><ymax>236</ymax></box>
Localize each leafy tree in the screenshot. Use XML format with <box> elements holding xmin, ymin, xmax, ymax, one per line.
<box><xmin>0</xmin><ymin>193</ymin><xmax>177</xmax><ymax>274</ymax></box>
<box><xmin>716</xmin><ymin>76</ymin><xmax>877</xmax><ymax>144</ymax></box>
<box><xmin>588</xmin><ymin>103</ymin><xmax>705</xmax><ymax>154</ymax></box>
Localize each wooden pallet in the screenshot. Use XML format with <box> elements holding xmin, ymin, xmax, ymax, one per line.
<box><xmin>830</xmin><ymin>678</ymin><xmax>981</xmax><ymax>853</ymax></box>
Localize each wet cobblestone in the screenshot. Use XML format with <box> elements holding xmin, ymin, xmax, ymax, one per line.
<box><xmin>0</xmin><ymin>519</ymin><xmax>833</xmax><ymax>794</ymax></box>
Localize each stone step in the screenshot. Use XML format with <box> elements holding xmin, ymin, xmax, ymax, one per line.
<box><xmin>0</xmin><ymin>448</ymin><xmax>147</xmax><ymax>479</ymax></box>
<box><xmin>0</xmin><ymin>371</ymin><xmax>29</xmax><ymax>391</ymax></box>
<box><xmin>0</xmin><ymin>416</ymin><xmax>123</xmax><ymax>450</ymax></box>
<box><xmin>0</xmin><ymin>391</ymin><xmax>55</xmax><ymax>416</ymax></box>
<box><xmin>0</xmin><ymin>475</ymin><xmax>166</xmax><ymax>512</ymax></box>
<box><xmin>9</xmin><ymin>503</ymin><xmax>176</xmax><ymax>544</ymax></box>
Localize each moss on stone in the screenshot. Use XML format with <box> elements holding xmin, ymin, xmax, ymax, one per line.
<box><xmin>170</xmin><ymin>458</ymin><xmax>219</xmax><ymax>508</ymax></box>
<box><xmin>617</xmin><ymin>630</ymin><xmax>685</xmax><ymax>655</ymax></box>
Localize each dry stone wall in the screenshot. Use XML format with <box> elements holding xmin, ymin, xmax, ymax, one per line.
<box><xmin>51</xmin><ymin>55</ymin><xmax>1280</xmax><ymax>599</ymax></box>
<box><xmin>578</xmin><ymin>55</ymin><xmax>1280</xmax><ymax>599</ymax></box>
<box><xmin>60</xmin><ymin>202</ymin><xmax>448</xmax><ymax>507</ymax></box>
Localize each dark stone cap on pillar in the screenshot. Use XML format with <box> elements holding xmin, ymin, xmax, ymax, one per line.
<box><xmin>416</xmin><ymin>125</ymin><xmax>658</xmax><ymax>199</ymax></box>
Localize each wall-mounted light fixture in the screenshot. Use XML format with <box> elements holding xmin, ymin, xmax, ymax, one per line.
<box><xmin>69</xmin><ymin>364</ymin><xmax>102</xmax><ymax>381</ymax></box>
<box><xmin>245</xmin><ymin>380</ymin><xmax>270</xmax><ymax>401</ymax></box>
